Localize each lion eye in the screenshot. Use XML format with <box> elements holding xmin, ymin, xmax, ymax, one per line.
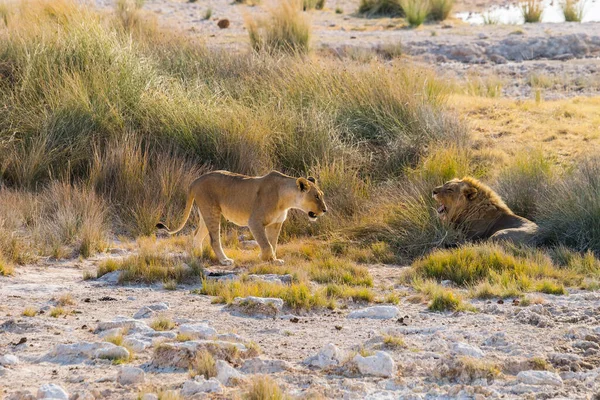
<box><xmin>315</xmin><ymin>194</ymin><xmax>320</xmax><ymax>200</ymax></box>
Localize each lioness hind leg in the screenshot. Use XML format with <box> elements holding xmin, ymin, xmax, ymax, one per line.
<box><xmin>201</xmin><ymin>209</ymin><xmax>233</xmax><ymax>266</ymax></box>
<box><xmin>193</xmin><ymin>213</ymin><xmax>209</xmax><ymax>249</ymax></box>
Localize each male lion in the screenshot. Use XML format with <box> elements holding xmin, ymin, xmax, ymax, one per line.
<box><xmin>156</xmin><ymin>170</ymin><xmax>327</xmax><ymax>266</ymax></box>
<box><xmin>432</xmin><ymin>177</ymin><xmax>538</xmax><ymax>245</ymax></box>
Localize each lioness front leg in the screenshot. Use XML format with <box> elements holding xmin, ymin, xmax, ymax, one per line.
<box><xmin>248</xmin><ymin>220</ymin><xmax>283</xmax><ymax>265</ymax></box>
<box><xmin>266</xmin><ymin>222</ymin><xmax>284</xmax><ymax>264</ymax></box>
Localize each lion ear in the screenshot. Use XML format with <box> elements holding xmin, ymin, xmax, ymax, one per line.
<box><xmin>297</xmin><ymin>177</ymin><xmax>309</xmax><ymax>192</ymax></box>
<box><xmin>307</xmin><ymin>176</ymin><xmax>316</xmax><ymax>184</ymax></box>
<box><xmin>463</xmin><ymin>186</ymin><xmax>478</xmax><ymax>200</ymax></box>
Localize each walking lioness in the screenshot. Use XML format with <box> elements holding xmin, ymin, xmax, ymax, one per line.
<box><xmin>156</xmin><ymin>170</ymin><xmax>328</xmax><ymax>265</ymax></box>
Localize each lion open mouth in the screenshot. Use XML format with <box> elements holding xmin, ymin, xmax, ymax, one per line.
<box><xmin>437</xmin><ymin>204</ymin><xmax>446</xmax><ymax>215</ymax></box>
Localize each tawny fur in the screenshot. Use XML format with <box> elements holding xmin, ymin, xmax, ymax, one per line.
<box><xmin>157</xmin><ymin>170</ymin><xmax>327</xmax><ymax>266</ymax></box>
<box><xmin>433</xmin><ymin>177</ymin><xmax>538</xmax><ymax>245</ymax></box>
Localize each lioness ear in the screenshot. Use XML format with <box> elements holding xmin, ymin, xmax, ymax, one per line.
<box><xmin>307</xmin><ymin>176</ymin><xmax>316</xmax><ymax>184</ymax></box>
<box><xmin>297</xmin><ymin>177</ymin><xmax>309</xmax><ymax>192</ymax></box>
<box><xmin>462</xmin><ymin>186</ymin><xmax>478</xmax><ymax>200</ymax></box>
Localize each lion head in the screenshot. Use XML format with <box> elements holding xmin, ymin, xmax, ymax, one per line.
<box><xmin>432</xmin><ymin>177</ymin><xmax>512</xmax><ymax>224</ymax></box>
<box><xmin>296</xmin><ymin>176</ymin><xmax>328</xmax><ymax>221</ymax></box>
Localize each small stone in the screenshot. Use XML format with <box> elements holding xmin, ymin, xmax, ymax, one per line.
<box><xmin>133</xmin><ymin>303</ymin><xmax>169</xmax><ymax>319</ymax></box>
<box><xmin>451</xmin><ymin>342</ymin><xmax>485</xmax><ymax>359</ymax></box>
<box><xmin>217</xmin><ymin>19</ymin><xmax>230</xmax><ymax>29</ymax></box>
<box><xmin>239</xmin><ymin>358</ymin><xmax>291</xmax><ymax>374</ymax></box>
<box><xmin>37</xmin><ymin>384</ymin><xmax>68</xmax><ymax>399</ymax></box>
<box><xmin>229</xmin><ymin>296</ymin><xmax>283</xmax><ymax>318</ymax></box>
<box><xmin>181</xmin><ymin>377</ymin><xmax>223</xmax><ymax>396</ymax></box>
<box><xmin>179</xmin><ymin>323</ymin><xmax>217</xmax><ymax>339</ymax></box>
<box><xmin>517</xmin><ymin>370</ymin><xmax>563</xmax><ymax>386</ymax></box>
<box><xmin>95</xmin><ymin>346</ymin><xmax>130</xmax><ymax>361</ymax></box>
<box><xmin>117</xmin><ymin>366</ymin><xmax>145</xmax><ymax>385</ymax></box>
<box><xmin>0</xmin><ymin>354</ymin><xmax>19</xmax><ymax>366</ymax></box>
<box><xmin>98</xmin><ymin>271</ymin><xmax>121</xmax><ymax>284</ymax></box>
<box><xmin>216</xmin><ymin>360</ymin><xmax>244</xmax><ymax>386</ymax></box>
<box><xmin>304</xmin><ymin>343</ymin><xmax>343</xmax><ymax>369</ymax></box>
<box><xmin>353</xmin><ymin>351</ymin><xmax>395</xmax><ymax>378</ymax></box>
<box><xmin>348</xmin><ymin>306</ymin><xmax>399</xmax><ymax>320</ymax></box>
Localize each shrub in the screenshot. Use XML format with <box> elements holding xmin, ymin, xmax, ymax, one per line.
<box><xmin>303</xmin><ymin>0</ymin><xmax>325</xmax><ymax>10</ymax></box>
<box><xmin>428</xmin><ymin>0</ymin><xmax>453</xmax><ymax>21</ymax></box>
<box><xmin>536</xmin><ymin>157</ymin><xmax>600</xmax><ymax>254</ymax></box>
<box><xmin>561</xmin><ymin>0</ymin><xmax>585</xmax><ymax>22</ymax></box>
<box><xmin>382</xmin><ymin>334</ymin><xmax>406</xmax><ymax>349</ymax></box>
<box><xmin>244</xmin><ymin>375</ymin><xmax>286</xmax><ymax>400</ymax></box>
<box><xmin>399</xmin><ymin>0</ymin><xmax>430</xmax><ymax>27</ymax></box>
<box><xmin>150</xmin><ymin>315</ymin><xmax>175</xmax><ymax>331</ymax></box>
<box><xmin>246</xmin><ymin>0</ymin><xmax>311</xmax><ymax>55</ymax></box>
<box><xmin>358</xmin><ymin>0</ymin><xmax>404</xmax><ymax>16</ymax></box>
<box><xmin>190</xmin><ymin>350</ymin><xmax>217</xmax><ymax>379</ymax></box>
<box><xmin>495</xmin><ymin>149</ymin><xmax>554</xmax><ymax>220</ymax></box>
<box><xmin>22</xmin><ymin>307</ymin><xmax>37</xmax><ymax>317</ymax></box>
<box><xmin>521</xmin><ymin>0</ymin><xmax>543</xmax><ymax>22</ymax></box>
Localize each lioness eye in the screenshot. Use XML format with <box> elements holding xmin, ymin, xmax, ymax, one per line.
<box><xmin>315</xmin><ymin>194</ymin><xmax>320</xmax><ymax>200</ymax></box>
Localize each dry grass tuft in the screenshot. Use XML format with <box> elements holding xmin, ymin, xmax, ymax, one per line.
<box><xmin>521</xmin><ymin>0</ymin><xmax>543</xmax><ymax>22</ymax></box>
<box><xmin>244</xmin><ymin>375</ymin><xmax>287</xmax><ymax>400</ymax></box>
<box><xmin>561</xmin><ymin>0</ymin><xmax>586</xmax><ymax>21</ymax></box>
<box><xmin>399</xmin><ymin>0</ymin><xmax>430</xmax><ymax>27</ymax></box>
<box><xmin>429</xmin><ymin>0</ymin><xmax>453</xmax><ymax>21</ymax></box>
<box><xmin>246</xmin><ymin>0</ymin><xmax>311</xmax><ymax>55</ymax></box>
<box><xmin>150</xmin><ymin>315</ymin><xmax>175</xmax><ymax>331</ymax></box>
<box><xmin>190</xmin><ymin>349</ymin><xmax>217</xmax><ymax>379</ymax></box>
<box><xmin>22</xmin><ymin>307</ymin><xmax>37</xmax><ymax>317</ymax></box>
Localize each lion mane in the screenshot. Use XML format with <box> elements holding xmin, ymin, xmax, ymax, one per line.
<box><xmin>433</xmin><ymin>177</ymin><xmax>538</xmax><ymax>245</ymax></box>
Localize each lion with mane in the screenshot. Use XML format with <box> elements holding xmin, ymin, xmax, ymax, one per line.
<box><xmin>432</xmin><ymin>177</ymin><xmax>538</xmax><ymax>245</ymax></box>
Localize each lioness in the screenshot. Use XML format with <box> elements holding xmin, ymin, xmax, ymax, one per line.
<box><xmin>157</xmin><ymin>170</ymin><xmax>327</xmax><ymax>265</ymax></box>
<box><xmin>432</xmin><ymin>177</ymin><xmax>538</xmax><ymax>245</ymax></box>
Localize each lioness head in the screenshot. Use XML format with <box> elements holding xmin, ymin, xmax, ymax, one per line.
<box><xmin>432</xmin><ymin>178</ymin><xmax>478</xmax><ymax>222</ymax></box>
<box><xmin>296</xmin><ymin>176</ymin><xmax>327</xmax><ymax>222</ymax></box>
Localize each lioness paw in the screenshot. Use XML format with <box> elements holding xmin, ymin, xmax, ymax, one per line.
<box><xmin>219</xmin><ymin>258</ymin><xmax>234</xmax><ymax>266</ymax></box>
<box><xmin>271</xmin><ymin>258</ymin><xmax>285</xmax><ymax>265</ymax></box>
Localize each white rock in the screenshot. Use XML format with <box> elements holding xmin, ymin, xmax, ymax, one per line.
<box><xmin>216</xmin><ymin>333</ymin><xmax>246</xmax><ymax>343</ymax></box>
<box><xmin>304</xmin><ymin>343</ymin><xmax>343</xmax><ymax>369</ymax></box>
<box><xmin>348</xmin><ymin>306</ymin><xmax>400</xmax><ymax>320</ymax></box>
<box><xmin>43</xmin><ymin>342</ymin><xmax>116</xmax><ymax>363</ymax></box>
<box><xmin>37</xmin><ymin>384</ymin><xmax>68</xmax><ymax>399</ymax></box>
<box><xmin>239</xmin><ymin>357</ymin><xmax>291</xmax><ymax>374</ymax></box>
<box><xmin>98</xmin><ymin>327</ymin><xmax>123</xmax><ymax>339</ymax></box>
<box><xmin>98</xmin><ymin>270</ymin><xmax>121</xmax><ymax>284</ymax></box>
<box><xmin>123</xmin><ymin>337</ymin><xmax>151</xmax><ymax>353</ymax></box>
<box><xmin>140</xmin><ymin>394</ymin><xmax>159</xmax><ymax>400</ymax></box>
<box><xmin>451</xmin><ymin>342</ymin><xmax>485</xmax><ymax>359</ymax></box>
<box><xmin>181</xmin><ymin>377</ymin><xmax>223</xmax><ymax>396</ymax></box>
<box><xmin>96</xmin><ymin>317</ymin><xmax>154</xmax><ymax>335</ymax></box>
<box><xmin>517</xmin><ymin>370</ymin><xmax>563</xmax><ymax>386</ymax></box>
<box><xmin>179</xmin><ymin>323</ymin><xmax>217</xmax><ymax>339</ymax></box>
<box><xmin>0</xmin><ymin>354</ymin><xmax>19</xmax><ymax>366</ymax></box>
<box><xmin>353</xmin><ymin>351</ymin><xmax>395</xmax><ymax>378</ymax></box>
<box><xmin>117</xmin><ymin>366</ymin><xmax>145</xmax><ymax>385</ymax></box>
<box><xmin>94</xmin><ymin>346</ymin><xmax>130</xmax><ymax>360</ymax></box>
<box><xmin>0</xmin><ymin>366</ymin><xmax>7</xmax><ymax>376</ymax></box>
<box><xmin>216</xmin><ymin>360</ymin><xmax>244</xmax><ymax>386</ymax></box>
<box><xmin>230</xmin><ymin>296</ymin><xmax>284</xmax><ymax>317</ymax></box>
<box><xmin>133</xmin><ymin>303</ymin><xmax>169</xmax><ymax>319</ymax></box>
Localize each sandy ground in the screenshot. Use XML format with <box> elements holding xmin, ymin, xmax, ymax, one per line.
<box><xmin>3</xmin><ymin>245</ymin><xmax>600</xmax><ymax>399</ymax></box>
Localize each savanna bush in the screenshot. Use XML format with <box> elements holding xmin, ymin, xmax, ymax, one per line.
<box><xmin>495</xmin><ymin>150</ymin><xmax>554</xmax><ymax>220</ymax></box>
<box><xmin>536</xmin><ymin>157</ymin><xmax>600</xmax><ymax>254</ymax></box>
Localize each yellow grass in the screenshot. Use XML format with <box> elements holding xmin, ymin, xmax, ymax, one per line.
<box><xmin>449</xmin><ymin>95</ymin><xmax>600</xmax><ymax>165</ymax></box>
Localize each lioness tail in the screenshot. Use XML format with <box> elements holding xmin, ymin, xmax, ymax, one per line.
<box><xmin>155</xmin><ymin>190</ymin><xmax>195</xmax><ymax>235</ymax></box>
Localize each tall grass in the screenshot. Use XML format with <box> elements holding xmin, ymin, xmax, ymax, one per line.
<box><xmin>561</xmin><ymin>0</ymin><xmax>585</xmax><ymax>22</ymax></box>
<box><xmin>358</xmin><ymin>0</ymin><xmax>404</xmax><ymax>16</ymax></box>
<box><xmin>495</xmin><ymin>150</ymin><xmax>553</xmax><ymax>220</ymax></box>
<box><xmin>537</xmin><ymin>157</ymin><xmax>600</xmax><ymax>254</ymax></box>
<box><xmin>521</xmin><ymin>0</ymin><xmax>543</xmax><ymax>22</ymax></box>
<box><xmin>246</xmin><ymin>0</ymin><xmax>311</xmax><ymax>55</ymax></box>
<box><xmin>429</xmin><ymin>0</ymin><xmax>453</xmax><ymax>21</ymax></box>
<box><xmin>0</xmin><ymin>0</ymin><xmax>465</xmax><ymax>244</ymax></box>
<box><xmin>399</xmin><ymin>0</ymin><xmax>430</xmax><ymax>26</ymax></box>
